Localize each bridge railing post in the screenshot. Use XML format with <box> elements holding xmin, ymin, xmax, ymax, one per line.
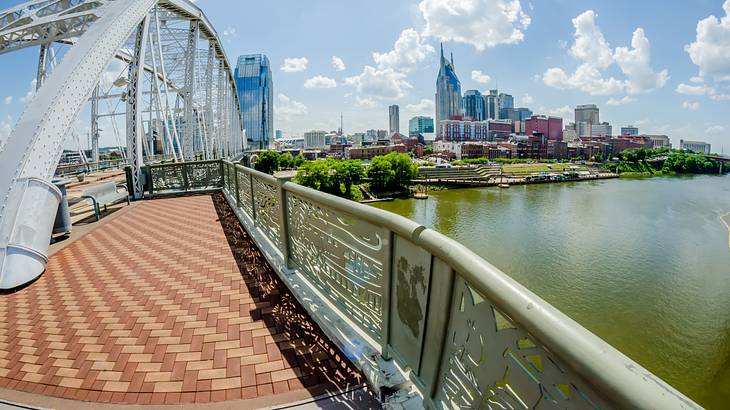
<box><xmin>276</xmin><ymin>178</ymin><xmax>292</xmax><ymax>270</ymax></box>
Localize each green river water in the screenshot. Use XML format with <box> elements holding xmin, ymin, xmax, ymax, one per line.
<box><xmin>371</xmin><ymin>175</ymin><xmax>730</xmax><ymax>408</ymax></box>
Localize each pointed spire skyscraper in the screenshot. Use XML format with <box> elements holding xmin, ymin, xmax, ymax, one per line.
<box><xmin>435</xmin><ymin>45</ymin><xmax>462</xmax><ymax>140</ymax></box>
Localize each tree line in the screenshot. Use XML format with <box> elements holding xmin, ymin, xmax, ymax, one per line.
<box><xmin>250</xmin><ymin>150</ymin><xmax>418</xmax><ymax>199</ymax></box>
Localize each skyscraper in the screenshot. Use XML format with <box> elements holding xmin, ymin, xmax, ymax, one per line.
<box><xmin>435</xmin><ymin>44</ymin><xmax>462</xmax><ymax>139</ymax></box>
<box><xmin>389</xmin><ymin>105</ymin><xmax>400</xmax><ymax>134</ymax></box>
<box><xmin>485</xmin><ymin>90</ymin><xmax>499</xmax><ymax>120</ymax></box>
<box><xmin>621</xmin><ymin>126</ymin><xmax>639</xmax><ymax>136</ymax></box>
<box><xmin>409</xmin><ymin>116</ymin><xmax>435</xmax><ymax>135</ymax></box>
<box><xmin>498</xmin><ymin>93</ymin><xmax>514</xmax><ymax>119</ymax></box>
<box><xmin>234</xmin><ymin>54</ymin><xmax>273</xmax><ymax>150</ymax></box>
<box><xmin>463</xmin><ymin>90</ymin><xmax>486</xmax><ymax>121</ymax></box>
<box><xmin>575</xmin><ymin>104</ymin><xmax>599</xmax><ymax>137</ymax></box>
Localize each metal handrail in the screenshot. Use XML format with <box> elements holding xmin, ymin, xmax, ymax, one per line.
<box><xmin>146</xmin><ymin>159</ymin><xmax>699</xmax><ymax>409</ymax></box>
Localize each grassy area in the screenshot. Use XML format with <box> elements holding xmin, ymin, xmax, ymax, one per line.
<box><xmin>500</xmin><ymin>163</ymin><xmax>588</xmax><ymax>175</ymax></box>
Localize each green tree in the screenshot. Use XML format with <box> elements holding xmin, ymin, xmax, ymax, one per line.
<box><xmin>279</xmin><ymin>152</ymin><xmax>294</xmax><ymax>169</ymax></box>
<box><xmin>254</xmin><ymin>151</ymin><xmax>281</xmax><ymax>174</ymax></box>
<box><xmin>387</xmin><ymin>152</ymin><xmax>418</xmax><ymax>189</ymax></box>
<box><xmin>294</xmin><ymin>153</ymin><xmax>306</xmax><ymax>167</ymax></box>
<box><xmin>294</xmin><ymin>160</ymin><xmax>332</xmax><ymax>191</ymax></box>
<box><xmin>333</xmin><ymin>160</ymin><xmax>364</xmax><ymax>197</ymax></box>
<box><xmin>367</xmin><ymin>156</ymin><xmax>394</xmax><ymax>190</ymax></box>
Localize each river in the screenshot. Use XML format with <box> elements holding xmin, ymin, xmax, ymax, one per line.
<box><xmin>371</xmin><ymin>175</ymin><xmax>730</xmax><ymax>408</ymax></box>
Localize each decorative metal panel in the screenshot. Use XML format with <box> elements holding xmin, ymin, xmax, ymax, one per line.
<box><xmin>186</xmin><ymin>161</ymin><xmax>222</xmax><ymax>189</ymax></box>
<box><xmin>236</xmin><ymin>168</ymin><xmax>253</xmax><ymax>219</ymax></box>
<box><xmin>287</xmin><ymin>193</ymin><xmax>388</xmax><ymax>339</ymax></box>
<box><xmin>252</xmin><ymin>177</ymin><xmax>281</xmax><ymax>251</ymax></box>
<box><xmin>150</xmin><ymin>163</ymin><xmax>185</xmax><ymax>192</ymax></box>
<box><xmin>389</xmin><ymin>235</ymin><xmax>431</xmax><ymax>371</ymax></box>
<box><xmin>434</xmin><ymin>277</ymin><xmax>607</xmax><ymax>409</ymax></box>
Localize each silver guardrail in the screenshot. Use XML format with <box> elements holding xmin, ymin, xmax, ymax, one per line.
<box><xmin>159</xmin><ymin>159</ymin><xmax>701</xmax><ymax>409</ymax></box>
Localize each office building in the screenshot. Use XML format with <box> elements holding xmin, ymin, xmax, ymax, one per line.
<box><xmin>647</xmin><ymin>134</ymin><xmax>671</xmax><ymax>149</ymax></box>
<box><xmin>435</xmin><ymin>44</ymin><xmax>462</xmax><ymax>139</ymax></box>
<box><xmin>485</xmin><ymin>90</ymin><xmax>499</xmax><ymax>120</ymax></box>
<box><xmin>524</xmin><ymin>115</ymin><xmax>563</xmax><ymax>141</ymax></box>
<box><xmin>680</xmin><ymin>140</ymin><xmax>711</xmax><ymax>154</ymax></box>
<box><xmin>438</xmin><ymin>119</ymin><xmax>513</xmax><ymax>142</ymax></box>
<box><xmin>389</xmin><ymin>105</ymin><xmax>400</xmax><ymax>134</ymax></box>
<box><xmin>620</xmin><ymin>126</ymin><xmax>639</xmax><ymax>136</ymax></box>
<box><xmin>304</xmin><ymin>130</ymin><xmax>327</xmax><ymax>149</ymax></box>
<box><xmin>463</xmin><ymin>90</ymin><xmax>486</xmax><ymax>121</ymax></box>
<box><xmin>365</xmin><ymin>129</ymin><xmax>377</xmax><ymax>142</ymax></box>
<box><xmin>275</xmin><ymin>130</ymin><xmax>283</xmax><ymax>140</ymax></box>
<box><xmin>575</xmin><ymin>104</ymin><xmax>599</xmax><ymax>137</ymax></box>
<box><xmin>515</xmin><ymin>107</ymin><xmax>534</xmax><ymax>122</ymax></box>
<box><xmin>234</xmin><ymin>54</ymin><xmax>273</xmax><ymax>150</ymax></box>
<box><xmin>409</xmin><ymin>116</ymin><xmax>435</xmax><ymax>134</ymax></box>
<box><xmin>498</xmin><ymin>93</ymin><xmax>514</xmax><ymax>120</ymax></box>
<box><xmin>591</xmin><ymin>122</ymin><xmax>612</xmax><ymax>138</ymax></box>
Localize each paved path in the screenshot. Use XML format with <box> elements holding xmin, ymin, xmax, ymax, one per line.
<box><xmin>0</xmin><ymin>195</ymin><xmax>364</xmax><ymax>407</ymax></box>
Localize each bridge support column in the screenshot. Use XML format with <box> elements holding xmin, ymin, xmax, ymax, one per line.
<box><xmin>127</xmin><ymin>16</ymin><xmax>151</xmax><ymax>199</ymax></box>
<box><xmin>183</xmin><ymin>20</ymin><xmax>200</xmax><ymax>161</ymax></box>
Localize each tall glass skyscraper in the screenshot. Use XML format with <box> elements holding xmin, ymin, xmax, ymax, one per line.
<box><xmin>234</xmin><ymin>54</ymin><xmax>273</xmax><ymax>150</ymax></box>
<box><xmin>498</xmin><ymin>93</ymin><xmax>514</xmax><ymax>120</ymax></box>
<box><xmin>435</xmin><ymin>44</ymin><xmax>462</xmax><ymax>139</ymax></box>
<box><xmin>463</xmin><ymin>90</ymin><xmax>486</xmax><ymax>121</ymax></box>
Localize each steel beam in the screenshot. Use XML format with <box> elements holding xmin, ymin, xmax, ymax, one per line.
<box><xmin>182</xmin><ymin>19</ymin><xmax>198</xmax><ymax>160</ymax></box>
<box><xmin>126</xmin><ymin>16</ymin><xmax>151</xmax><ymax>199</ymax></box>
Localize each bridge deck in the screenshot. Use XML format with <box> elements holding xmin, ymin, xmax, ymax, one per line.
<box><xmin>0</xmin><ymin>194</ymin><xmax>366</xmax><ymax>407</ymax></box>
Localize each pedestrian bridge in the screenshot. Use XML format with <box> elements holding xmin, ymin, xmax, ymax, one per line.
<box><xmin>0</xmin><ymin>0</ymin><xmax>703</xmax><ymax>408</ymax></box>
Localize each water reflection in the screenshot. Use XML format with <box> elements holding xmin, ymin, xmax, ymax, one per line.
<box><xmin>372</xmin><ymin>175</ymin><xmax>730</xmax><ymax>409</ymax></box>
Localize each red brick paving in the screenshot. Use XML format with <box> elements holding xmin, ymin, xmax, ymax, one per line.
<box><xmin>0</xmin><ymin>194</ymin><xmax>362</xmax><ymax>404</ymax></box>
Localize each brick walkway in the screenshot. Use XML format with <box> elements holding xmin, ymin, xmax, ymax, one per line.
<box><xmin>0</xmin><ymin>194</ymin><xmax>363</xmax><ymax>406</ymax></box>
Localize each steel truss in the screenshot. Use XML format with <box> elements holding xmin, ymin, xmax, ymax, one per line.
<box><xmin>0</xmin><ymin>0</ymin><xmax>245</xmax><ymax>289</ymax></box>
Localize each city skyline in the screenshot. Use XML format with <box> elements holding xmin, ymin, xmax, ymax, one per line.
<box><xmin>0</xmin><ymin>0</ymin><xmax>729</xmax><ymax>150</ymax></box>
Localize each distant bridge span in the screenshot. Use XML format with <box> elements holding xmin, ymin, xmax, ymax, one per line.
<box><xmin>0</xmin><ymin>0</ymin><xmax>245</xmax><ymax>289</ymax></box>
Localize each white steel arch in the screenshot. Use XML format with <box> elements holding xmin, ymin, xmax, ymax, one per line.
<box><xmin>0</xmin><ymin>0</ymin><xmax>245</xmax><ymax>289</ymax></box>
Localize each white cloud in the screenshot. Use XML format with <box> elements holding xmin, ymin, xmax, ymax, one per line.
<box><xmin>332</xmin><ymin>56</ymin><xmax>346</xmax><ymax>71</ymax></box>
<box><xmin>690</xmin><ymin>76</ymin><xmax>705</xmax><ymax>83</ymax></box>
<box><xmin>372</xmin><ymin>28</ymin><xmax>434</xmax><ymax>72</ymax></box>
<box><xmin>355</xmin><ymin>97</ymin><xmax>378</xmax><ymax>109</ymax></box>
<box><xmin>344</xmin><ymin>66</ymin><xmax>412</xmax><ymax>100</ymax></box>
<box><xmin>538</xmin><ymin>105</ymin><xmax>572</xmax><ymax>117</ymax></box>
<box><xmin>3</xmin><ymin>96</ymin><xmax>11</xmax><ymax>105</ymax></box>
<box><xmin>710</xmin><ymin>93</ymin><xmax>730</xmax><ymax>101</ymax></box>
<box><xmin>471</xmin><ymin>70</ymin><xmax>491</xmax><ymax>84</ymax></box>
<box><xmin>682</xmin><ymin>100</ymin><xmax>700</xmax><ymax>110</ymax></box>
<box><xmin>418</xmin><ymin>0</ymin><xmax>531</xmax><ymax>50</ymax></box>
<box><xmin>281</xmin><ymin>57</ymin><xmax>308</xmax><ymax>73</ymax></box>
<box><xmin>276</xmin><ymin>94</ymin><xmax>307</xmax><ymax>120</ymax></box>
<box><xmin>685</xmin><ymin>1</ymin><xmax>730</xmax><ymax>82</ymax></box>
<box><xmin>543</xmin><ymin>64</ymin><xmax>626</xmax><ymax>95</ymax></box>
<box><xmin>614</xmin><ymin>28</ymin><xmax>669</xmax><ymax>93</ymax></box>
<box><xmin>405</xmin><ymin>98</ymin><xmax>435</xmax><ymax>113</ymax></box>
<box><xmin>520</xmin><ymin>93</ymin><xmax>534</xmax><ymax>105</ymax></box>
<box><xmin>303</xmin><ymin>75</ymin><xmax>337</xmax><ymax>89</ymax></box>
<box><xmin>706</xmin><ymin>125</ymin><xmax>726</xmax><ymax>134</ymax></box>
<box><xmin>569</xmin><ymin>10</ymin><xmax>613</xmax><ymax>69</ymax></box>
<box><xmin>676</xmin><ymin>83</ymin><xmax>712</xmax><ymax>95</ymax></box>
<box><xmin>222</xmin><ymin>27</ymin><xmax>237</xmax><ymax>41</ymax></box>
<box><xmin>543</xmin><ymin>10</ymin><xmax>667</xmax><ymax>95</ymax></box>
<box><xmin>606</xmin><ymin>96</ymin><xmax>636</xmax><ymax>106</ymax></box>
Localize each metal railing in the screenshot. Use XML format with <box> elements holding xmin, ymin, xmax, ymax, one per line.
<box><xmin>143</xmin><ymin>159</ymin><xmax>223</xmax><ymax>196</ymax></box>
<box><xmin>150</xmin><ymin>159</ymin><xmax>699</xmax><ymax>409</ymax></box>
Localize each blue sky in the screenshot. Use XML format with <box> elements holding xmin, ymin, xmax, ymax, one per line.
<box><xmin>1</xmin><ymin>0</ymin><xmax>729</xmax><ymax>151</ymax></box>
